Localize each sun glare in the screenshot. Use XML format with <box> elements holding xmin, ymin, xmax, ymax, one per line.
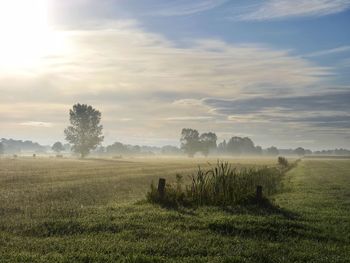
<box><xmin>0</xmin><ymin>0</ymin><xmax>66</xmax><ymax>70</ymax></box>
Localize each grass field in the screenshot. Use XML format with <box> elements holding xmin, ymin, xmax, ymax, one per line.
<box><xmin>0</xmin><ymin>157</ymin><xmax>349</xmax><ymax>262</ymax></box>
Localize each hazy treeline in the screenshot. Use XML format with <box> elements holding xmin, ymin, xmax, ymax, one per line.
<box><xmin>178</xmin><ymin>128</ymin><xmax>321</xmax><ymax>157</ymax></box>
<box><xmin>0</xmin><ymin>138</ymin><xmax>71</xmax><ymax>155</ymax></box>
<box><xmin>94</xmin><ymin>143</ymin><xmax>182</xmax><ymax>156</ymax></box>
<box><xmin>1</xmin><ymin>136</ymin><xmax>350</xmax><ymax>158</ymax></box>
<box><xmin>312</xmin><ymin>149</ymin><xmax>350</xmax><ymax>155</ymax></box>
<box><xmin>2</xmin><ymin>104</ymin><xmax>348</xmax><ymax>158</ymax></box>
<box><xmin>0</xmin><ymin>138</ymin><xmax>49</xmax><ymax>154</ymax></box>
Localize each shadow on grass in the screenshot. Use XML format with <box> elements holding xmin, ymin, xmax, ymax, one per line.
<box><xmin>142</xmin><ymin>196</ymin><xmax>299</xmax><ymax>219</ymax></box>
<box><xmin>208</xmin><ymin>217</ymin><xmax>341</xmax><ymax>243</ymax></box>
<box><xmin>21</xmin><ymin>220</ymin><xmax>121</xmax><ymax>237</ymax></box>
<box><xmin>207</xmin><ymin>198</ymin><xmax>341</xmax><ymax>243</ymax></box>
<box><xmin>222</xmin><ymin>197</ymin><xmax>300</xmax><ymax>220</ymax></box>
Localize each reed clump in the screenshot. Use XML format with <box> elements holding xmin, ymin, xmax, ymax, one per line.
<box><xmin>147</xmin><ymin>158</ymin><xmax>295</xmax><ymax>208</ymax></box>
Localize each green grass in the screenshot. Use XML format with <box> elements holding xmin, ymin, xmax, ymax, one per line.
<box><xmin>0</xmin><ymin>157</ymin><xmax>349</xmax><ymax>262</ymax></box>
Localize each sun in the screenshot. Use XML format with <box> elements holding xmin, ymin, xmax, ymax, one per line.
<box><xmin>0</xmin><ymin>0</ymin><xmax>66</xmax><ymax>70</ymax></box>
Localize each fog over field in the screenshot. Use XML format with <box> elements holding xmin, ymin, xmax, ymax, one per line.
<box><xmin>1</xmin><ymin>1</ymin><xmax>350</xmax><ymax>262</ymax></box>
<box><xmin>0</xmin><ymin>0</ymin><xmax>349</xmax><ymax>150</ymax></box>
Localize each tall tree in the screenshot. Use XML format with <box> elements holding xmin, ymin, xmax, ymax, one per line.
<box><xmin>52</xmin><ymin>141</ymin><xmax>64</xmax><ymax>153</ymax></box>
<box><xmin>180</xmin><ymin>128</ymin><xmax>200</xmax><ymax>157</ymax></box>
<box><xmin>199</xmin><ymin>132</ymin><xmax>217</xmax><ymax>157</ymax></box>
<box><xmin>64</xmin><ymin>104</ymin><xmax>104</xmax><ymax>158</ymax></box>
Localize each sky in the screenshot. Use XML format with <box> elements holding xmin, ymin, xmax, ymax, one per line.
<box><xmin>0</xmin><ymin>0</ymin><xmax>349</xmax><ymax>149</ymax></box>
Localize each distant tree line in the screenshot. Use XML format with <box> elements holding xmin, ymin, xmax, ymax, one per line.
<box><xmin>0</xmin><ymin>138</ymin><xmax>47</xmax><ymax>154</ymax></box>
<box><xmin>178</xmin><ymin>128</ymin><xmax>349</xmax><ymax>157</ymax></box>
<box><xmin>313</xmin><ymin>149</ymin><xmax>350</xmax><ymax>155</ymax></box>
<box><xmin>2</xmin><ymin>135</ymin><xmax>350</xmax><ymax>158</ymax></box>
<box><xmin>1</xmin><ymin>103</ymin><xmax>350</xmax><ymax>158</ymax></box>
<box><xmin>92</xmin><ymin>142</ymin><xmax>182</xmax><ymax>156</ymax></box>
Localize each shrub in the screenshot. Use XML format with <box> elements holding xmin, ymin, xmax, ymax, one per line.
<box><xmin>147</xmin><ymin>160</ymin><xmax>294</xmax><ymax>208</ymax></box>
<box><xmin>147</xmin><ymin>174</ymin><xmax>191</xmax><ymax>208</ymax></box>
<box><xmin>278</xmin><ymin>156</ymin><xmax>289</xmax><ymax>168</ymax></box>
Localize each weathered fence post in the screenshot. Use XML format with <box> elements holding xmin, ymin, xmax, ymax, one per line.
<box><xmin>256</xmin><ymin>185</ymin><xmax>263</xmax><ymax>203</ymax></box>
<box><xmin>158</xmin><ymin>178</ymin><xmax>166</xmax><ymax>199</ymax></box>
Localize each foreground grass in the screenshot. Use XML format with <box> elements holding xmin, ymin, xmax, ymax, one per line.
<box><xmin>0</xmin><ymin>157</ymin><xmax>349</xmax><ymax>262</ymax></box>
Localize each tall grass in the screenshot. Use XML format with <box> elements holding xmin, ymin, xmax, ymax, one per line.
<box><xmin>147</xmin><ymin>159</ymin><xmax>295</xmax><ymax>207</ymax></box>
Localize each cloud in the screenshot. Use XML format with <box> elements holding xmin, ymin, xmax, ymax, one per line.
<box><xmin>0</xmin><ymin>20</ymin><xmax>328</xmax><ymax>101</ymax></box>
<box><xmin>238</xmin><ymin>0</ymin><xmax>350</xmax><ymax>21</ymax></box>
<box><xmin>203</xmin><ymin>91</ymin><xmax>350</xmax><ymax>129</ymax></box>
<box><xmin>149</xmin><ymin>0</ymin><xmax>228</xmax><ymax>16</ymax></box>
<box><xmin>37</xmin><ymin>22</ymin><xmax>329</xmax><ymax>98</ymax></box>
<box><xmin>304</xmin><ymin>46</ymin><xmax>350</xmax><ymax>57</ymax></box>
<box><xmin>0</xmin><ymin>20</ymin><xmax>345</xmax><ymax>148</ymax></box>
<box><xmin>164</xmin><ymin>116</ymin><xmax>213</xmax><ymax>121</ymax></box>
<box><xmin>19</xmin><ymin>121</ymin><xmax>54</xmax><ymax>128</ymax></box>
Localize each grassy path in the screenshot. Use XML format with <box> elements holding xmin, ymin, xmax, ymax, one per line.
<box><xmin>0</xmin><ymin>158</ymin><xmax>349</xmax><ymax>262</ymax></box>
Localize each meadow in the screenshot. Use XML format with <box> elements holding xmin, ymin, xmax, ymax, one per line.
<box><xmin>0</xmin><ymin>157</ymin><xmax>349</xmax><ymax>262</ymax></box>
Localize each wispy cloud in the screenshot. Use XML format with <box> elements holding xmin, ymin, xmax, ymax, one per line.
<box><xmin>47</xmin><ymin>22</ymin><xmax>328</xmax><ymax>98</ymax></box>
<box><xmin>164</xmin><ymin>116</ymin><xmax>213</xmax><ymax>121</ymax></box>
<box><xmin>203</xmin><ymin>91</ymin><xmax>350</xmax><ymax>130</ymax></box>
<box><xmin>238</xmin><ymin>0</ymin><xmax>350</xmax><ymax>21</ymax></box>
<box><xmin>304</xmin><ymin>46</ymin><xmax>350</xmax><ymax>57</ymax></box>
<box><xmin>0</xmin><ymin>20</ymin><xmax>342</xmax><ymax>147</ymax></box>
<box><xmin>150</xmin><ymin>0</ymin><xmax>228</xmax><ymax>16</ymax></box>
<box><xmin>20</xmin><ymin>121</ymin><xmax>54</xmax><ymax>128</ymax></box>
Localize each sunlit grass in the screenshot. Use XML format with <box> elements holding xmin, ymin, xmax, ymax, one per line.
<box><xmin>0</xmin><ymin>157</ymin><xmax>349</xmax><ymax>262</ymax></box>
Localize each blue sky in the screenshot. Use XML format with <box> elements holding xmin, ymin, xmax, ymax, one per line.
<box><xmin>0</xmin><ymin>0</ymin><xmax>349</xmax><ymax>149</ymax></box>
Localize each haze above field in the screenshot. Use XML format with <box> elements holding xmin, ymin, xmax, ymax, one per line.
<box><xmin>0</xmin><ymin>0</ymin><xmax>349</xmax><ymax>149</ymax></box>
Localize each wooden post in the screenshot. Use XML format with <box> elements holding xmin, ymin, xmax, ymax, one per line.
<box><xmin>256</xmin><ymin>185</ymin><xmax>263</xmax><ymax>203</ymax></box>
<box><xmin>158</xmin><ymin>178</ymin><xmax>166</xmax><ymax>199</ymax></box>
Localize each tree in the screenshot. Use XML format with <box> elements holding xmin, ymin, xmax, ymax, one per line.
<box><xmin>52</xmin><ymin>141</ymin><xmax>64</xmax><ymax>153</ymax></box>
<box><xmin>180</xmin><ymin>128</ymin><xmax>200</xmax><ymax>157</ymax></box>
<box><xmin>64</xmin><ymin>104</ymin><xmax>104</xmax><ymax>158</ymax></box>
<box><xmin>266</xmin><ymin>146</ymin><xmax>279</xmax><ymax>156</ymax></box>
<box><xmin>199</xmin><ymin>132</ymin><xmax>217</xmax><ymax>157</ymax></box>
<box><xmin>294</xmin><ymin>147</ymin><xmax>306</xmax><ymax>156</ymax></box>
<box><xmin>226</xmin><ymin>137</ymin><xmax>257</xmax><ymax>155</ymax></box>
<box><xmin>107</xmin><ymin>142</ymin><xmax>127</xmax><ymax>154</ymax></box>
<box><xmin>0</xmin><ymin>142</ymin><xmax>4</xmax><ymax>155</ymax></box>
